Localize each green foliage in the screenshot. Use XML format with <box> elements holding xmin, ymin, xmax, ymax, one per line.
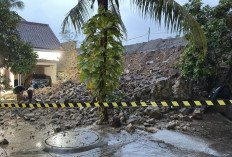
<box><xmin>63</xmin><ymin>0</ymin><xmax>207</xmax><ymax>54</ymax></box>
<box><xmin>0</xmin><ymin>2</ymin><xmax>38</xmax><ymax>75</ymax></box>
<box><xmin>78</xmin><ymin>9</ymin><xmax>125</xmax><ymax>101</ymax></box>
<box><xmin>0</xmin><ymin>74</ymin><xmax>11</xmax><ymax>91</ymax></box>
<box><xmin>7</xmin><ymin>42</ymin><xmax>37</xmax><ymax>75</ymax></box>
<box><xmin>105</xmin><ymin>91</ymin><xmax>124</xmax><ymax>102</ymax></box>
<box><xmin>0</xmin><ymin>0</ymin><xmax>24</xmax><ymax>9</ymax></box>
<box><xmin>177</xmin><ymin>0</ymin><xmax>232</xmax><ymax>82</ymax></box>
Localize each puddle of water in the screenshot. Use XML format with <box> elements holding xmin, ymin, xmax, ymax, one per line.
<box><xmin>114</xmin><ymin>140</ymin><xmax>178</xmax><ymax>157</ymax></box>
<box><xmin>152</xmin><ymin>130</ymin><xmax>222</xmax><ymax>156</ymax></box>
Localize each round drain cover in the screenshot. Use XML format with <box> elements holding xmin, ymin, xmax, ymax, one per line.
<box><xmin>44</xmin><ymin>130</ymin><xmax>104</xmax><ymax>154</ymax></box>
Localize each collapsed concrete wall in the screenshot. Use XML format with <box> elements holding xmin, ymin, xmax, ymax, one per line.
<box><xmin>52</xmin><ymin>38</ymin><xmax>209</xmax><ymax>103</ymax></box>
<box><xmin>57</xmin><ymin>41</ymin><xmax>79</xmax><ymax>81</ymax></box>
<box><xmin>43</xmin><ymin>38</ymin><xmax>206</xmax><ymax>103</ymax></box>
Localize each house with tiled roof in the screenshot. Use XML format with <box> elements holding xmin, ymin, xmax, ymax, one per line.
<box><xmin>1</xmin><ymin>20</ymin><xmax>64</xmax><ymax>88</ymax></box>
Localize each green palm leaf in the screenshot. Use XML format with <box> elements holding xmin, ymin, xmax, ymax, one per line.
<box><xmin>62</xmin><ymin>0</ymin><xmax>92</xmax><ymax>33</ymax></box>
<box><xmin>62</xmin><ymin>0</ymin><xmax>207</xmax><ymax>55</ymax></box>
<box><xmin>132</xmin><ymin>0</ymin><xmax>207</xmax><ymax>55</ymax></box>
<box><xmin>109</xmin><ymin>0</ymin><xmax>127</xmax><ymax>37</ymax></box>
<box><xmin>0</xmin><ymin>0</ymin><xmax>24</xmax><ymax>9</ymax></box>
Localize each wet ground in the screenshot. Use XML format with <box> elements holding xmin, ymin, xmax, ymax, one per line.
<box><xmin>0</xmin><ymin>111</ymin><xmax>231</xmax><ymax>157</ymax></box>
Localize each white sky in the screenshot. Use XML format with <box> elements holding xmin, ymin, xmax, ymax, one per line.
<box><xmin>16</xmin><ymin>0</ymin><xmax>219</xmax><ymax>46</ymax></box>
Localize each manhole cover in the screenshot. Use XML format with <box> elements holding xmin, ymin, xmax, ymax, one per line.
<box><xmin>44</xmin><ymin>130</ymin><xmax>105</xmax><ymax>154</ymax></box>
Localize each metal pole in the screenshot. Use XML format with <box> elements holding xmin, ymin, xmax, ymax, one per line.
<box><xmin>18</xmin><ymin>74</ymin><xmax>22</xmax><ymax>86</ymax></box>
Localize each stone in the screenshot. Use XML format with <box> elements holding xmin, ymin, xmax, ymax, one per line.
<box><xmin>172</xmin><ymin>76</ymin><xmax>193</xmax><ymax>100</ymax></box>
<box><xmin>151</xmin><ymin>77</ymin><xmax>172</xmax><ymax>100</ymax></box>
<box><xmin>192</xmin><ymin>108</ymin><xmax>204</xmax><ymax>120</ymax></box>
<box><xmin>112</xmin><ymin>117</ymin><xmax>121</xmax><ymax>128</ymax></box>
<box><xmin>64</xmin><ymin>124</ymin><xmax>72</xmax><ymax>130</ymax></box>
<box><xmin>24</xmin><ymin>116</ymin><xmax>30</xmax><ymax>121</ymax></box>
<box><xmin>24</xmin><ymin>113</ymin><xmax>35</xmax><ymax>119</ymax></box>
<box><xmin>146</xmin><ymin>118</ymin><xmax>156</xmax><ymax>124</ymax></box>
<box><xmin>144</xmin><ymin>107</ymin><xmax>162</xmax><ymax>119</ymax></box>
<box><xmin>146</xmin><ymin>61</ymin><xmax>154</xmax><ymax>65</ymax></box>
<box><xmin>169</xmin><ymin>69</ymin><xmax>179</xmax><ymax>78</ymax></box>
<box><xmin>135</xmin><ymin>91</ymin><xmax>142</xmax><ymax>100</ymax></box>
<box><xmin>76</xmin><ymin>115</ymin><xmax>83</xmax><ymax>122</ymax></box>
<box><xmin>143</xmin><ymin>123</ymin><xmax>151</xmax><ymax>127</ymax></box>
<box><xmin>179</xmin><ymin>107</ymin><xmax>189</xmax><ymax>115</ymax></box>
<box><xmin>54</xmin><ymin>127</ymin><xmax>62</xmax><ymax>133</ymax></box>
<box><xmin>124</xmin><ymin>76</ymin><xmax>131</xmax><ymax>81</ymax></box>
<box><xmin>58</xmin><ymin>98</ymin><xmax>65</xmax><ymax>103</ymax></box>
<box><xmin>178</xmin><ymin>114</ymin><xmax>184</xmax><ymax>120</ymax></box>
<box><xmin>90</xmin><ymin>107</ymin><xmax>98</xmax><ymax>114</ymax></box>
<box><xmin>0</xmin><ymin>138</ymin><xmax>9</xmax><ymax>145</ymax></box>
<box><xmin>30</xmin><ymin>118</ymin><xmax>35</xmax><ymax>122</ymax></box>
<box><xmin>145</xmin><ymin>127</ymin><xmax>159</xmax><ymax>133</ymax></box>
<box><xmin>126</xmin><ymin>123</ymin><xmax>135</xmax><ymax>133</ymax></box>
<box><xmin>119</xmin><ymin>112</ymin><xmax>124</xmax><ymax>118</ymax></box>
<box><xmin>120</xmin><ymin>117</ymin><xmax>125</xmax><ymax>123</ymax></box>
<box><xmin>127</xmin><ymin>115</ymin><xmax>138</xmax><ymax>124</ymax></box>
<box><xmin>182</xmin><ymin>126</ymin><xmax>188</xmax><ymax>131</ymax></box>
<box><xmin>166</xmin><ymin>122</ymin><xmax>176</xmax><ymax>130</ymax></box>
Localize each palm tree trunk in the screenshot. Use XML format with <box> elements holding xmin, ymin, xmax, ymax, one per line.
<box><xmin>98</xmin><ymin>0</ymin><xmax>109</xmax><ymax>122</ymax></box>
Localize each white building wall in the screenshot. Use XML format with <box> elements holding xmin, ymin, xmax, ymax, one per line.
<box><xmin>10</xmin><ymin>72</ymin><xmax>14</xmax><ymax>87</ymax></box>
<box><xmin>34</xmin><ymin>48</ymin><xmax>62</xmax><ymax>61</ymax></box>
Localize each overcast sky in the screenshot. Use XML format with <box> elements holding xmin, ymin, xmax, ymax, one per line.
<box><xmin>16</xmin><ymin>0</ymin><xmax>219</xmax><ymax>47</ymax></box>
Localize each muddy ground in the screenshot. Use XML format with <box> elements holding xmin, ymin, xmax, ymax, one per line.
<box><xmin>0</xmin><ymin>108</ymin><xmax>231</xmax><ymax>157</ymax></box>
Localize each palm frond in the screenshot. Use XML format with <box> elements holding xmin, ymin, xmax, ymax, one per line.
<box><xmin>109</xmin><ymin>0</ymin><xmax>127</xmax><ymax>38</ymax></box>
<box><xmin>10</xmin><ymin>0</ymin><xmax>24</xmax><ymax>9</ymax></box>
<box><xmin>132</xmin><ymin>0</ymin><xmax>207</xmax><ymax>56</ymax></box>
<box><xmin>62</xmin><ymin>0</ymin><xmax>92</xmax><ymax>34</ymax></box>
<box><xmin>0</xmin><ymin>0</ymin><xmax>24</xmax><ymax>9</ymax></box>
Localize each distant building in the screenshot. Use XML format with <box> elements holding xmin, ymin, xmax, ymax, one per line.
<box><xmin>1</xmin><ymin>21</ymin><xmax>64</xmax><ymax>88</ymax></box>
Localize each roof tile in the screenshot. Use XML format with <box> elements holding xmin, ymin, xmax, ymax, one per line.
<box><xmin>18</xmin><ymin>21</ymin><xmax>62</xmax><ymax>50</ymax></box>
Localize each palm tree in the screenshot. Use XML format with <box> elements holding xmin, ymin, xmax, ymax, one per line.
<box><xmin>0</xmin><ymin>0</ymin><xmax>24</xmax><ymax>9</ymax></box>
<box><xmin>62</xmin><ymin>0</ymin><xmax>207</xmax><ymax>122</ymax></box>
<box><xmin>62</xmin><ymin>0</ymin><xmax>207</xmax><ymax>53</ymax></box>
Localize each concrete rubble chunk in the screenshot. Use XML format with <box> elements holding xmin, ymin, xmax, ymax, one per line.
<box><xmin>0</xmin><ymin>138</ymin><xmax>9</xmax><ymax>145</ymax></box>
<box><xmin>111</xmin><ymin>116</ymin><xmax>121</xmax><ymax>128</ymax></box>
<box><xmin>145</xmin><ymin>127</ymin><xmax>159</xmax><ymax>133</ymax></box>
<box><xmin>54</xmin><ymin>127</ymin><xmax>62</xmax><ymax>133</ymax></box>
<box><xmin>126</xmin><ymin>123</ymin><xmax>135</xmax><ymax>133</ymax></box>
<box><xmin>192</xmin><ymin>108</ymin><xmax>204</xmax><ymax>120</ymax></box>
<box><xmin>144</xmin><ymin>107</ymin><xmax>162</xmax><ymax>119</ymax></box>
<box><xmin>166</xmin><ymin>121</ymin><xmax>176</xmax><ymax>130</ymax></box>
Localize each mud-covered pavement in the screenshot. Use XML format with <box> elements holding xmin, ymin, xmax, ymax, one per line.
<box><xmin>0</xmin><ymin>110</ymin><xmax>231</xmax><ymax>157</ymax></box>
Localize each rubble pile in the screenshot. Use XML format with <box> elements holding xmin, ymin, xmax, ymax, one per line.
<box><xmin>34</xmin><ymin>80</ymin><xmax>92</xmax><ymax>104</ymax></box>
<box><xmin>1</xmin><ymin>38</ymin><xmax>209</xmax><ymax>135</ymax></box>
<box><xmin>0</xmin><ymin>103</ymin><xmax>204</xmax><ymax>135</ymax></box>
<box><xmin>119</xmin><ymin>46</ymin><xmax>207</xmax><ymax>101</ymax></box>
<box><xmin>33</xmin><ymin>46</ymin><xmax>207</xmax><ymax>104</ymax></box>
